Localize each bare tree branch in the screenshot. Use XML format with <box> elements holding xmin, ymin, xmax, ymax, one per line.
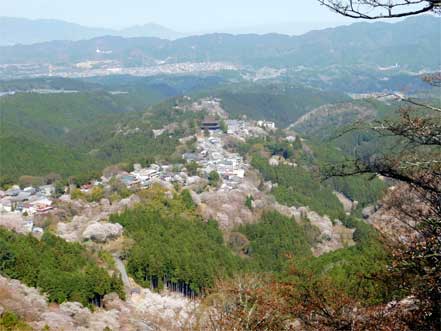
<box><xmin>318</xmin><ymin>0</ymin><xmax>441</xmax><ymax>19</ymax></box>
<box><xmin>372</xmin><ymin>108</ymin><xmax>441</xmax><ymax>146</ymax></box>
<box><xmin>386</xmin><ymin>93</ymin><xmax>441</xmax><ymax>113</ymax></box>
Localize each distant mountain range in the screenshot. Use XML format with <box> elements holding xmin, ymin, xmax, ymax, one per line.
<box><xmin>0</xmin><ymin>16</ymin><xmax>439</xmax><ymax>70</ymax></box>
<box><xmin>0</xmin><ymin>17</ymin><xmax>183</xmax><ymax>45</ymax></box>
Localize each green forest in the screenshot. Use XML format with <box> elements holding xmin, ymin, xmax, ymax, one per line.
<box><xmin>109</xmin><ymin>188</ymin><xmax>239</xmax><ymax>296</ymax></box>
<box><xmin>0</xmin><ymin>229</ymin><xmax>124</xmax><ymax>307</ymax></box>
<box><xmin>0</xmin><ymin>92</ymin><xmax>189</xmax><ymax>186</ymax></box>
<box><xmin>251</xmin><ymin>155</ymin><xmax>346</xmax><ymax>219</ymax></box>
<box><xmin>292</xmin><ymin>216</ymin><xmax>395</xmax><ymax>305</ymax></box>
<box><xmin>109</xmin><ymin>186</ymin><xmax>391</xmax><ymax>305</ymax></box>
<box><xmin>238</xmin><ymin>134</ymin><xmax>386</xmax><ymax>215</ymax></box>
<box><xmin>236</xmin><ymin>211</ymin><xmax>318</xmax><ymax>272</ymax></box>
<box><xmin>238</xmin><ymin>211</ymin><xmax>394</xmax><ymax>304</ymax></box>
<box><xmin>211</xmin><ymin>83</ymin><xmax>349</xmax><ymax>127</ymax></box>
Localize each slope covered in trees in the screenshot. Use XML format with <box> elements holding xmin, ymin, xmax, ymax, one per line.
<box><xmin>236</xmin><ymin>212</ymin><xmax>319</xmax><ymax>272</ymax></box>
<box><xmin>0</xmin><ymin>229</ymin><xmax>124</xmax><ymax>306</ymax></box>
<box><xmin>109</xmin><ymin>188</ymin><xmax>239</xmax><ymax>296</ymax></box>
<box><xmin>211</xmin><ymin>83</ymin><xmax>349</xmax><ymax>127</ymax></box>
<box><xmin>109</xmin><ymin>186</ymin><xmax>386</xmax><ymax>301</ymax></box>
<box><xmin>0</xmin><ymin>135</ymin><xmax>101</xmax><ymax>187</ymax></box>
<box><xmin>237</xmin><ymin>134</ymin><xmax>385</xmax><ymax>217</ymax></box>
<box><xmin>0</xmin><ymin>91</ymin><xmax>145</xmax><ymax>141</ymax></box>
<box><xmin>252</xmin><ymin>155</ymin><xmax>346</xmax><ymax>219</ymax></box>
<box><xmin>0</xmin><ymin>90</ymin><xmax>187</xmax><ymax>185</ymax></box>
<box><xmin>292</xmin><ymin>216</ymin><xmax>394</xmax><ymax>305</ymax></box>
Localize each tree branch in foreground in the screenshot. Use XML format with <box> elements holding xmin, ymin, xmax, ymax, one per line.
<box><xmin>318</xmin><ymin>0</ymin><xmax>441</xmax><ymax>19</ymax></box>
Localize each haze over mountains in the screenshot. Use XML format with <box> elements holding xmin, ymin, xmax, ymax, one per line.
<box><xmin>0</xmin><ymin>15</ymin><xmax>439</xmax><ymax>71</ymax></box>
<box><xmin>0</xmin><ymin>17</ymin><xmax>353</xmax><ymax>46</ymax></box>
<box><xmin>0</xmin><ymin>17</ymin><xmax>183</xmax><ymax>45</ymax></box>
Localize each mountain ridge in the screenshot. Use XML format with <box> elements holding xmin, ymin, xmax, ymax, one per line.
<box><xmin>0</xmin><ymin>16</ymin><xmax>182</xmax><ymax>45</ymax></box>
<box><xmin>0</xmin><ymin>15</ymin><xmax>438</xmax><ymax>70</ymax></box>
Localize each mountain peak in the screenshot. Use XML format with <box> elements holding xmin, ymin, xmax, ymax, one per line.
<box><xmin>119</xmin><ymin>23</ymin><xmax>182</xmax><ymax>39</ymax></box>
<box><xmin>0</xmin><ymin>17</ymin><xmax>182</xmax><ymax>45</ymax></box>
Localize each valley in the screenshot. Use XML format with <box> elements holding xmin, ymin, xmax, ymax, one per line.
<box><xmin>0</xmin><ymin>83</ymin><xmax>394</xmax><ymax>329</ymax></box>
<box><xmin>0</xmin><ymin>10</ymin><xmax>440</xmax><ymax>331</ymax></box>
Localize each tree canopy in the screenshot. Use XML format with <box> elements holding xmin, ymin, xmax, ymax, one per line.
<box><xmin>0</xmin><ymin>229</ymin><xmax>124</xmax><ymax>307</ymax></box>
<box><xmin>109</xmin><ymin>188</ymin><xmax>239</xmax><ymax>296</ymax></box>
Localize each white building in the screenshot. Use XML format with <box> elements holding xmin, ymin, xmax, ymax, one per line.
<box><xmin>257</xmin><ymin>120</ymin><xmax>276</xmax><ymax>130</ymax></box>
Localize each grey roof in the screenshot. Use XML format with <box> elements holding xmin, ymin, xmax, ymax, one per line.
<box><xmin>12</xmin><ymin>192</ymin><xmax>32</xmax><ymax>202</ymax></box>
<box><xmin>5</xmin><ymin>189</ymin><xmax>20</xmax><ymax>196</ymax></box>
<box><xmin>182</xmin><ymin>153</ymin><xmax>200</xmax><ymax>161</ymax></box>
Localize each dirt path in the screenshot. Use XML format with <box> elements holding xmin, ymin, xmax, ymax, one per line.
<box><xmin>113</xmin><ymin>254</ymin><xmax>131</xmax><ymax>289</ymax></box>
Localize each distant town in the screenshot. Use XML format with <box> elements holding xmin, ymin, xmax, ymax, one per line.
<box><xmin>0</xmin><ymin>61</ymin><xmax>240</xmax><ymax>80</ymax></box>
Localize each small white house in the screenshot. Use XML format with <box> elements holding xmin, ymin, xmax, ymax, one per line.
<box><xmin>257</xmin><ymin>120</ymin><xmax>276</xmax><ymax>130</ymax></box>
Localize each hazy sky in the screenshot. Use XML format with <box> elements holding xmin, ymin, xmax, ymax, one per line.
<box><xmin>0</xmin><ymin>0</ymin><xmax>354</xmax><ymax>33</ymax></box>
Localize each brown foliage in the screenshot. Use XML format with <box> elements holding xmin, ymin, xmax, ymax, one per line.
<box><xmin>17</xmin><ymin>176</ymin><xmax>44</xmax><ymax>188</ymax></box>
<box><xmin>195</xmin><ymin>271</ymin><xmax>423</xmax><ymax>331</ymax></box>
<box><xmin>198</xmin><ymin>274</ymin><xmax>292</xmax><ymax>331</ymax></box>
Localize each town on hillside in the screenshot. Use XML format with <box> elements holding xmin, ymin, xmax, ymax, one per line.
<box><xmin>0</xmin><ymin>112</ymin><xmax>280</xmax><ymax>236</ymax></box>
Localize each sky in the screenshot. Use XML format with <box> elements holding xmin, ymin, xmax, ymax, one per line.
<box><xmin>0</xmin><ymin>0</ymin><xmax>354</xmax><ymax>34</ymax></box>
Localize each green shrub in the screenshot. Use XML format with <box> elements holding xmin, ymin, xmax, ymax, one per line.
<box><xmin>208</xmin><ymin>171</ymin><xmax>220</xmax><ymax>187</ymax></box>
<box><xmin>0</xmin><ymin>311</ymin><xmax>31</xmax><ymax>331</ymax></box>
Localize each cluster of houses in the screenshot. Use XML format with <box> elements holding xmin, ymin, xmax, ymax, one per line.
<box><xmin>0</xmin><ymin>184</ymin><xmax>55</xmax><ymax>215</ymax></box>
<box><xmin>182</xmin><ymin>117</ymin><xmax>278</xmax><ymax>190</ymax></box>
<box><xmin>183</xmin><ymin>132</ymin><xmax>247</xmax><ymax>191</ymax></box>
<box><xmin>116</xmin><ymin>163</ymin><xmax>203</xmax><ymax>189</ymax></box>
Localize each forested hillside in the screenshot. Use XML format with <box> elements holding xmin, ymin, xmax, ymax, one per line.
<box><xmin>0</xmin><ymin>79</ymin><xmax>205</xmax><ymax>183</ymax></box>
<box><xmin>84</xmin><ymin>74</ymin><xmax>227</xmax><ymax>97</ymax></box>
<box><xmin>106</xmin><ymin>185</ymin><xmax>392</xmax><ymax>316</ymax></box>
<box><xmin>110</xmin><ymin>188</ymin><xmax>240</xmax><ymax>296</ymax></box>
<box><xmin>212</xmin><ymin>83</ymin><xmax>349</xmax><ymax>127</ymax></box>
<box><xmin>236</xmin><ymin>211</ymin><xmax>318</xmax><ymax>272</ymax></box>
<box><xmin>291</xmin><ymin>216</ymin><xmax>394</xmax><ymax>305</ymax></box>
<box><xmin>0</xmin><ymin>78</ymin><xmax>354</xmax><ymax>184</ymax></box>
<box><xmin>252</xmin><ymin>155</ymin><xmax>346</xmax><ymax>219</ymax></box>
<box><xmin>238</xmin><ymin>134</ymin><xmax>386</xmax><ymax>217</ymax></box>
<box><xmin>0</xmin><ymin>229</ymin><xmax>124</xmax><ymax>306</ymax></box>
<box><xmin>109</xmin><ymin>187</ymin><xmax>387</xmax><ymax>299</ymax></box>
